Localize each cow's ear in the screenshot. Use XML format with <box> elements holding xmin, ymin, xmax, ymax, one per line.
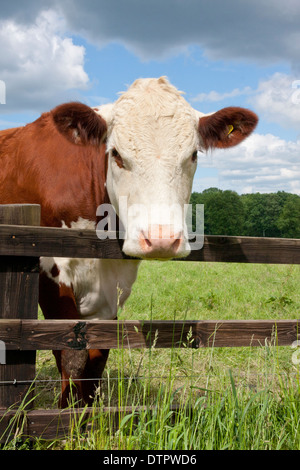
<box><xmin>198</xmin><ymin>107</ymin><xmax>258</xmax><ymax>150</ymax></box>
<box><xmin>51</xmin><ymin>102</ymin><xmax>107</xmax><ymax>145</ymax></box>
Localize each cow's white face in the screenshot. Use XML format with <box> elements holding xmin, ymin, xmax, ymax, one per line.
<box><xmin>95</xmin><ymin>77</ymin><xmax>258</xmax><ymax>260</ymax></box>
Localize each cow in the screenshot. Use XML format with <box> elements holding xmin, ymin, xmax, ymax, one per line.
<box><xmin>0</xmin><ymin>77</ymin><xmax>258</xmax><ymax>407</ymax></box>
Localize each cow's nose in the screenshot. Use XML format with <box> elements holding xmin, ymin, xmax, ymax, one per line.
<box><xmin>139</xmin><ymin>225</ymin><xmax>183</xmax><ymax>258</ymax></box>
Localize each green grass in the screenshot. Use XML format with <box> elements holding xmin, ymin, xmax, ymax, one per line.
<box><xmin>123</xmin><ymin>261</ymin><xmax>299</xmax><ymax>321</ymax></box>
<box><xmin>1</xmin><ymin>262</ymin><xmax>300</xmax><ymax>449</ymax></box>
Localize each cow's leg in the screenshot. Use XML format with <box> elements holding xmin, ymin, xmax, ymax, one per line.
<box><xmin>53</xmin><ymin>349</ymin><xmax>110</xmax><ymax>407</ymax></box>
<box><xmin>59</xmin><ymin>349</ymin><xmax>89</xmax><ymax>407</ymax></box>
<box><xmin>39</xmin><ymin>269</ymin><xmax>90</xmax><ymax>407</ymax></box>
<box><xmin>81</xmin><ymin>349</ymin><xmax>110</xmax><ymax>405</ymax></box>
<box><xmin>57</xmin><ymin>349</ymin><xmax>110</xmax><ymax>406</ymax></box>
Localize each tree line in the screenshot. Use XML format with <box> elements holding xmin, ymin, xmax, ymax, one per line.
<box><xmin>190</xmin><ymin>188</ymin><xmax>300</xmax><ymax>238</ymax></box>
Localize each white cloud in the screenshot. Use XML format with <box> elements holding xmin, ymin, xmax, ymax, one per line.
<box><xmin>1</xmin><ymin>2</ymin><xmax>300</xmax><ymax>115</ymax></box>
<box><xmin>248</xmin><ymin>73</ymin><xmax>300</xmax><ymax>132</ymax></box>
<box><xmin>198</xmin><ymin>133</ymin><xmax>300</xmax><ymax>195</ymax></box>
<box><xmin>192</xmin><ymin>87</ymin><xmax>252</xmax><ymax>103</ymax></box>
<box><xmin>192</xmin><ymin>72</ymin><xmax>300</xmax><ymax>134</ymax></box>
<box><xmin>2</xmin><ymin>1</ymin><xmax>300</xmax><ymax>67</ymax></box>
<box><xmin>0</xmin><ymin>10</ymin><xmax>89</xmax><ymax>113</ymax></box>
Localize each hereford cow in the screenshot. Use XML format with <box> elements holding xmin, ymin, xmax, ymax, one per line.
<box><xmin>0</xmin><ymin>77</ymin><xmax>258</xmax><ymax>406</ymax></box>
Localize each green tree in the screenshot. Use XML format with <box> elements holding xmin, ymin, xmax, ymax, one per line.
<box><xmin>241</xmin><ymin>192</ymin><xmax>283</xmax><ymax>237</ymax></box>
<box><xmin>276</xmin><ymin>195</ymin><xmax>300</xmax><ymax>238</ymax></box>
<box><xmin>190</xmin><ymin>189</ymin><xmax>300</xmax><ymax>238</ymax></box>
<box><xmin>190</xmin><ymin>188</ymin><xmax>222</xmax><ymax>233</ymax></box>
<box><xmin>205</xmin><ymin>190</ymin><xmax>245</xmax><ymax>235</ymax></box>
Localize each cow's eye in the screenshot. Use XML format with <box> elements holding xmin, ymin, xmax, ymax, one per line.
<box><xmin>112</xmin><ymin>148</ymin><xmax>125</xmax><ymax>169</ymax></box>
<box><xmin>191</xmin><ymin>151</ymin><xmax>198</xmax><ymax>163</ymax></box>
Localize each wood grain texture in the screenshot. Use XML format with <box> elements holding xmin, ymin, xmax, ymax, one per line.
<box><xmin>0</xmin><ymin>319</ymin><xmax>298</xmax><ymax>350</ymax></box>
<box><xmin>0</xmin><ymin>224</ymin><xmax>299</xmax><ymax>263</ymax></box>
<box><xmin>0</xmin><ymin>205</ymin><xmax>40</xmax><ymax>409</ymax></box>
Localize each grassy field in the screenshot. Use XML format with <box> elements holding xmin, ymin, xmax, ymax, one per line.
<box><xmin>2</xmin><ymin>261</ymin><xmax>300</xmax><ymax>449</ymax></box>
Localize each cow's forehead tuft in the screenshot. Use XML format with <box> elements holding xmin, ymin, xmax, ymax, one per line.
<box><xmin>114</xmin><ymin>77</ymin><xmax>191</xmax><ymax>118</ymax></box>
<box><xmin>107</xmin><ymin>77</ymin><xmax>198</xmax><ymax>156</ymax></box>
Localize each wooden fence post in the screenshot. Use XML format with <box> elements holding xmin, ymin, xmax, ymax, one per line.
<box><xmin>0</xmin><ymin>204</ymin><xmax>40</xmax><ymax>409</ymax></box>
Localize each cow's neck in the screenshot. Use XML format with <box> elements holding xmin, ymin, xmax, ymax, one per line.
<box><xmin>40</xmin><ymin>143</ymin><xmax>110</xmax><ymax>228</ymax></box>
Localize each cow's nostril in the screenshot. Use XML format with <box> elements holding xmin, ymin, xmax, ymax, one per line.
<box><xmin>141</xmin><ymin>231</ymin><xmax>152</xmax><ymax>248</ymax></box>
<box><xmin>172</xmin><ymin>237</ymin><xmax>181</xmax><ymax>253</ymax></box>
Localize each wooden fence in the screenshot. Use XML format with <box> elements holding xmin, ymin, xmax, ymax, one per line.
<box><xmin>0</xmin><ymin>204</ymin><xmax>299</xmax><ymax>441</ymax></box>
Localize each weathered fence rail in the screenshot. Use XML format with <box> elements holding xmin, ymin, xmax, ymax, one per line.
<box><xmin>0</xmin><ymin>204</ymin><xmax>299</xmax><ymax>441</ymax></box>
<box><xmin>0</xmin><ymin>223</ymin><xmax>299</xmax><ymax>263</ymax></box>
<box><xmin>0</xmin><ymin>319</ymin><xmax>299</xmax><ymax>350</ymax></box>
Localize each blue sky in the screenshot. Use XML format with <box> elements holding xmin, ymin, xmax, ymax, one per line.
<box><xmin>1</xmin><ymin>1</ymin><xmax>300</xmax><ymax>194</ymax></box>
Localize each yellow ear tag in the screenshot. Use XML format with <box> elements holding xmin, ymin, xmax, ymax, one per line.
<box><xmin>227</xmin><ymin>124</ymin><xmax>234</xmax><ymax>135</ymax></box>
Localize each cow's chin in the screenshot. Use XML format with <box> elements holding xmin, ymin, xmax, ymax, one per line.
<box><xmin>122</xmin><ymin>239</ymin><xmax>191</xmax><ymax>261</ymax></box>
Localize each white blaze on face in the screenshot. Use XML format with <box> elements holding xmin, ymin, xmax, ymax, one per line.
<box><xmin>98</xmin><ymin>77</ymin><xmax>200</xmax><ymax>259</ymax></box>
